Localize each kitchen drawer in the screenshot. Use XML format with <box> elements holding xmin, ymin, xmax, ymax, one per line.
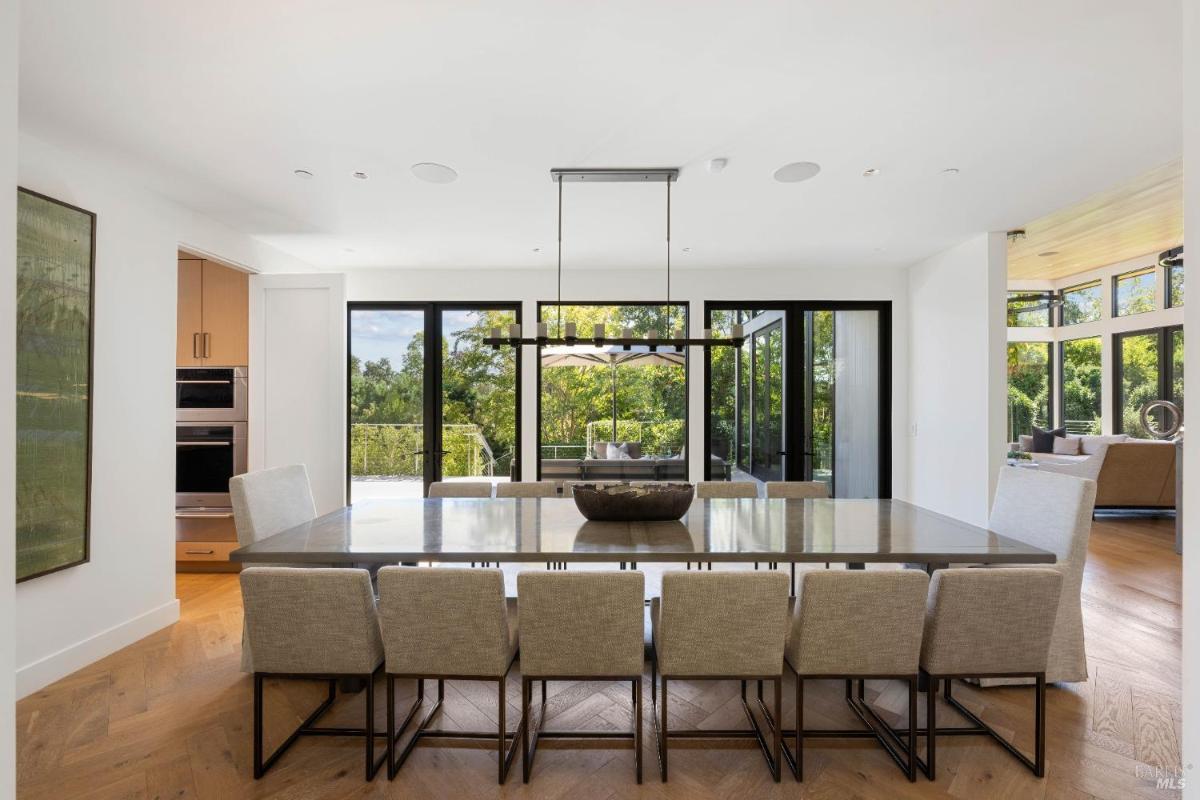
<box><xmin>176</xmin><ymin>509</ymin><xmax>237</xmax><ymax>542</ymax></box>
<box><xmin>175</xmin><ymin>541</ymin><xmax>239</xmax><ymax>562</ymax></box>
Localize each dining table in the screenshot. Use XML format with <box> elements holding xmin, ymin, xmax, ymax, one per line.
<box><xmin>229</xmin><ymin>496</ymin><xmax>1056</xmax><ymax>573</ymax></box>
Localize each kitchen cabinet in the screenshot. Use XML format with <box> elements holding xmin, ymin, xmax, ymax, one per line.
<box><xmin>177</xmin><ymin>258</ymin><xmax>249</xmax><ymax>367</ymax></box>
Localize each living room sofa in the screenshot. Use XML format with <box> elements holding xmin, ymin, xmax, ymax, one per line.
<box><xmin>1015</xmin><ymin>434</ymin><xmax>1176</xmax><ymax>509</ymax></box>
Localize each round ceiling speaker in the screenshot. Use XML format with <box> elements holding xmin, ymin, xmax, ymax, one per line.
<box><xmin>411</xmin><ymin>162</ymin><xmax>458</xmax><ymax>184</ymax></box>
<box><xmin>773</xmin><ymin>161</ymin><xmax>821</xmax><ymax>183</ymax></box>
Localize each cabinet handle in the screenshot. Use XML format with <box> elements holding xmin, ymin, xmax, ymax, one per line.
<box><xmin>184</xmin><ymin>549</ymin><xmax>215</xmax><ymax>556</ymax></box>
<box><xmin>193</xmin><ymin>333</ymin><xmax>200</xmax><ymax>359</ymax></box>
<box><xmin>203</xmin><ymin>332</ymin><xmax>211</xmax><ymax>358</ymax></box>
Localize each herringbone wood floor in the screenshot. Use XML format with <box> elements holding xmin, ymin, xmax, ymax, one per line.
<box><xmin>17</xmin><ymin>515</ymin><xmax>1182</xmax><ymax>799</ymax></box>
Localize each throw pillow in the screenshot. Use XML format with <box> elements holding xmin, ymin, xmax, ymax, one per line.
<box><xmin>1031</xmin><ymin>426</ymin><xmax>1066</xmax><ymax>453</ymax></box>
<box><xmin>1052</xmin><ymin>436</ymin><xmax>1081</xmax><ymax>455</ymax></box>
<box><xmin>1018</xmin><ymin>435</ymin><xmax>1033</xmax><ymax>453</ymax></box>
<box><xmin>606</xmin><ymin>442</ymin><xmax>631</xmax><ymax>460</ymax></box>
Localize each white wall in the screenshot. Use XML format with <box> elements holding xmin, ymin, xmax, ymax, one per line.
<box><xmin>1007</xmin><ymin>250</ymin><xmax>1184</xmax><ymax>435</ymax></box>
<box><xmin>1181</xmin><ymin>1</ymin><xmax>1198</xmax><ymax>794</ymax></box>
<box><xmin>345</xmin><ymin>265</ymin><xmax>911</xmax><ymax>500</ymax></box>
<box><xmin>907</xmin><ymin>233</ymin><xmax>1007</xmax><ymax>526</ymax></box>
<box><xmin>14</xmin><ymin>132</ymin><xmax>315</xmax><ymax>698</ymax></box>
<box><xmin>1</xmin><ymin>0</ymin><xmax>18</xmax><ymax>793</ymax></box>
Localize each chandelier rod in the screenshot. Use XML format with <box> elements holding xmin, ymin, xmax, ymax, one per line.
<box><xmin>557</xmin><ymin>174</ymin><xmax>563</xmax><ymax>333</ymax></box>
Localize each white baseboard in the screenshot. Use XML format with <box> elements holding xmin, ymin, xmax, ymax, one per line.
<box><xmin>16</xmin><ymin>598</ymin><xmax>181</xmax><ymax>699</ymax></box>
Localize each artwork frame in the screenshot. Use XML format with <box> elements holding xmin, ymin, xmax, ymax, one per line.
<box><xmin>16</xmin><ymin>187</ymin><xmax>96</xmax><ymax>583</ymax></box>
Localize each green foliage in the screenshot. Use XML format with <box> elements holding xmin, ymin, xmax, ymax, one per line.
<box><xmin>1061</xmin><ymin>285</ymin><xmax>1102</xmax><ymax>325</ymax></box>
<box><xmin>1007</xmin><ymin>343</ymin><xmax>1050</xmax><ymax>439</ymax></box>
<box><xmin>1115</xmin><ymin>272</ymin><xmax>1156</xmax><ymax>316</ymax></box>
<box><xmin>1062</xmin><ymin>337</ymin><xmax>1101</xmax><ymax>433</ymax></box>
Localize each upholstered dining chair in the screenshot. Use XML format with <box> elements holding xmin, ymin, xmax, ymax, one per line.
<box><xmin>986</xmin><ymin>468</ymin><xmax>1095</xmax><ymax>683</ymax></box>
<box><xmin>696</xmin><ymin>480</ymin><xmax>759</xmax><ymax>499</ymax></box>
<box><xmin>496</xmin><ymin>482</ymin><xmax>559</xmax><ymax>498</ymax></box>
<box><xmin>650</xmin><ymin>571</ymin><xmax>791</xmax><ymax>782</ymax></box>
<box><xmin>231</xmin><ymin>464</ymin><xmax>328</xmax><ymax>672</ymax></box>
<box><xmin>240</xmin><ymin>567</ymin><xmax>387</xmax><ymax>781</ymax></box>
<box><xmin>427</xmin><ymin>481</ymin><xmax>493</xmax><ymax>498</ymax></box>
<box><xmin>517</xmin><ymin>571</ymin><xmax>646</xmax><ymax>783</ymax></box>
<box><xmin>782</xmin><ymin>570</ymin><xmax>929</xmax><ymax>782</ymax></box>
<box><xmin>375</xmin><ymin>567</ymin><xmax>522</xmax><ymax>784</ymax></box>
<box><xmin>919</xmin><ymin>568</ymin><xmax>1063</xmax><ymax>779</ymax></box>
<box><xmin>765</xmin><ymin>481</ymin><xmax>830</xmax><ymax>500</ymax></box>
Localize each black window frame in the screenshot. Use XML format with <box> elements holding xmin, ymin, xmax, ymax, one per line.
<box><xmin>535</xmin><ymin>300</ymin><xmax>690</xmax><ymax>481</ymax></box>
<box><xmin>1112</xmin><ymin>266</ymin><xmax>1158</xmax><ymax>318</ymax></box>
<box><xmin>1166</xmin><ymin>262</ymin><xmax>1185</xmax><ymax>309</ymax></box>
<box><xmin>1112</xmin><ymin>324</ymin><xmax>1183</xmax><ymax>435</ymax></box>
<box><xmin>1006</xmin><ymin>290</ymin><xmax>1054</xmax><ymax>328</ymax></box>
<box><xmin>1058</xmin><ymin>280</ymin><xmax>1103</xmax><ymax>327</ymax></box>
<box><xmin>702</xmin><ymin>300</ymin><xmax>892</xmax><ymax>498</ymax></box>
<box><xmin>345</xmin><ymin>300</ymin><xmax>524</xmax><ymax>498</ymax></box>
<box><xmin>1056</xmin><ymin>335</ymin><xmax>1103</xmax><ymax>434</ymax></box>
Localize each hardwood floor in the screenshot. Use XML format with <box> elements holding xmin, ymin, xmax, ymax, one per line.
<box><xmin>16</xmin><ymin>515</ymin><xmax>1182</xmax><ymax>799</ymax></box>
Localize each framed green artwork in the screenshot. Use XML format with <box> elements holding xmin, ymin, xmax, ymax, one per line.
<box><xmin>16</xmin><ymin>187</ymin><xmax>96</xmax><ymax>582</ymax></box>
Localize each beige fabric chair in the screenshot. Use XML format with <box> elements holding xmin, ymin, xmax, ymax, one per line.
<box><xmin>650</xmin><ymin>571</ymin><xmax>790</xmax><ymax>782</ymax></box>
<box><xmin>375</xmin><ymin>567</ymin><xmax>521</xmax><ymax>783</ymax></box>
<box><xmin>427</xmin><ymin>481</ymin><xmax>493</xmax><ymax>498</ymax></box>
<box><xmin>986</xmin><ymin>468</ymin><xmax>1095</xmax><ymax>683</ymax></box>
<box><xmin>230</xmin><ymin>464</ymin><xmax>327</xmax><ymax>672</ymax></box>
<box><xmin>517</xmin><ymin>571</ymin><xmax>646</xmax><ymax>783</ymax></box>
<box><xmin>240</xmin><ymin>567</ymin><xmax>386</xmax><ymax>780</ymax></box>
<box><xmin>920</xmin><ymin>568</ymin><xmax>1063</xmax><ymax>779</ymax></box>
<box><xmin>783</xmin><ymin>570</ymin><xmax>929</xmax><ymax>782</ymax></box>
<box><xmin>496</xmin><ymin>482</ymin><xmax>559</xmax><ymax>498</ymax></box>
<box><xmin>765</xmin><ymin>481</ymin><xmax>830</xmax><ymax>499</ymax></box>
<box><xmin>696</xmin><ymin>481</ymin><xmax>759</xmax><ymax>499</ymax></box>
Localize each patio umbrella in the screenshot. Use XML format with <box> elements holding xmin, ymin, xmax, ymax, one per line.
<box><xmin>540</xmin><ymin>344</ymin><xmax>685</xmax><ymax>443</ymax></box>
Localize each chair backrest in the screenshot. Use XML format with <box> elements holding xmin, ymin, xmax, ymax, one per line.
<box><xmin>230</xmin><ymin>465</ymin><xmax>318</xmax><ymax>547</ymax></box>
<box><xmin>696</xmin><ymin>481</ymin><xmax>759</xmax><ymax>499</ymax></box>
<box><xmin>427</xmin><ymin>481</ymin><xmax>493</xmax><ymax>498</ymax></box>
<box><xmin>787</xmin><ymin>571</ymin><xmax>928</xmax><ymax>676</ymax></box>
<box><xmin>765</xmin><ymin>481</ymin><xmax>829</xmax><ymax>500</ymax></box>
<box><xmin>496</xmin><ymin>482</ymin><xmax>559</xmax><ymax>498</ymax></box>
<box><xmin>517</xmin><ymin>571</ymin><xmax>644</xmax><ymax>678</ymax></box>
<box><xmin>657</xmin><ymin>571</ymin><xmax>789</xmax><ymax>677</ymax></box>
<box><xmin>240</xmin><ymin>567</ymin><xmax>383</xmax><ymax>675</ymax></box>
<box><xmin>989</xmin><ymin>468</ymin><xmax>1095</xmax><ymax>568</ymax></box>
<box><xmin>921</xmin><ymin>568</ymin><xmax>1063</xmax><ymax>676</ymax></box>
<box><xmin>376</xmin><ymin>567</ymin><xmax>512</xmax><ymax>677</ymax></box>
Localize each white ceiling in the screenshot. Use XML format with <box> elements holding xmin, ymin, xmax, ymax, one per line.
<box><xmin>18</xmin><ymin>1</ymin><xmax>1183</xmax><ymax>272</ymax></box>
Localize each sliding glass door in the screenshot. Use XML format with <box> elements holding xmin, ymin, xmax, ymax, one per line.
<box><xmin>705</xmin><ymin>302</ymin><xmax>890</xmax><ymax>498</ymax></box>
<box><xmin>347</xmin><ymin>303</ymin><xmax>520</xmax><ymax>500</ymax></box>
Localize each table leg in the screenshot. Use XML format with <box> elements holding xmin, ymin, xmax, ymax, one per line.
<box><xmin>925</xmin><ymin>562</ymin><xmax>949</xmax><ymax>575</ymax></box>
<box><xmin>847</xmin><ymin>562</ymin><xmax>865</xmax><ymax>570</ymax></box>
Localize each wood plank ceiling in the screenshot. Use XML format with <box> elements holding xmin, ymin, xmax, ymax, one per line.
<box><xmin>1007</xmin><ymin>158</ymin><xmax>1182</xmax><ymax>281</ymax></box>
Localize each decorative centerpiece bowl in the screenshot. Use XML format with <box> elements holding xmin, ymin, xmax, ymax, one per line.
<box><xmin>571</xmin><ymin>482</ymin><xmax>695</xmax><ymax>522</ymax></box>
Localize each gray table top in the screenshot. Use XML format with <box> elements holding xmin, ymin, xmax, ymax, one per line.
<box><xmin>230</xmin><ymin>497</ymin><xmax>1056</xmax><ymax>567</ymax></box>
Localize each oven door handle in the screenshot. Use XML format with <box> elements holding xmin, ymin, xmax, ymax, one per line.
<box><xmin>176</xmin><ymin>379</ymin><xmax>233</xmax><ymax>385</ymax></box>
<box><xmin>175</xmin><ymin>512</ymin><xmax>235</xmax><ymax>519</ymax></box>
<box><xmin>175</xmin><ymin>441</ymin><xmax>234</xmax><ymax>447</ymax></box>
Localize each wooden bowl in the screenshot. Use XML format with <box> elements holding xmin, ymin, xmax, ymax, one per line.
<box><xmin>571</xmin><ymin>483</ymin><xmax>695</xmax><ymax>522</ymax></box>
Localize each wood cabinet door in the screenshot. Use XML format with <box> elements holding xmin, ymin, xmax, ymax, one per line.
<box><xmin>177</xmin><ymin>259</ymin><xmax>204</xmax><ymax>366</ymax></box>
<box><xmin>200</xmin><ymin>261</ymin><xmax>249</xmax><ymax>366</ymax></box>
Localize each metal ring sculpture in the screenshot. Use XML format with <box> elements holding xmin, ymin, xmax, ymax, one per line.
<box><xmin>1140</xmin><ymin>400</ymin><xmax>1183</xmax><ymax>440</ymax></box>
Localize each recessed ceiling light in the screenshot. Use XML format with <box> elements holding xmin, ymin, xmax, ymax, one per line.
<box><xmin>707</xmin><ymin>158</ymin><xmax>728</xmax><ymax>173</ymax></box>
<box><xmin>862</xmin><ymin>168</ymin><xmax>880</xmax><ymax>177</ymax></box>
<box><xmin>682</xmin><ymin>247</ymin><xmax>692</xmax><ymax>253</ymax></box>
<box><xmin>532</xmin><ymin>247</ymin><xmax>542</xmax><ymax>253</ymax></box>
<box><xmin>773</xmin><ymin>162</ymin><xmax>821</xmax><ymax>183</ymax></box>
<box><xmin>294</xmin><ymin>169</ymin><xmax>313</xmax><ymax>179</ymax></box>
<box><xmin>411</xmin><ymin>162</ymin><xmax>458</xmax><ymax>184</ymax></box>
<box><xmin>941</xmin><ymin>168</ymin><xmax>960</xmax><ymax>175</ymax></box>
<box><xmin>352</xmin><ymin>171</ymin><xmax>368</xmax><ymax>180</ymax></box>
<box><xmin>1038</xmin><ymin>251</ymin><xmax>1060</xmax><ymax>257</ymax></box>
<box><xmin>343</xmin><ymin>247</ymin><xmax>355</xmax><ymax>253</ymax></box>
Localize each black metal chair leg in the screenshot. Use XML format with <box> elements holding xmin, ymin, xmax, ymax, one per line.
<box><xmin>907</xmin><ymin>677</ymin><xmax>917</xmax><ymax>782</ymax></box>
<box><xmin>386</xmin><ymin>676</ymin><xmax>395</xmax><ymax>780</ymax></box>
<box><xmin>772</xmin><ymin>678</ymin><xmax>782</xmax><ymax>783</ymax></box>
<box><xmin>634</xmin><ymin>678</ymin><xmax>643</xmax><ymax>784</ymax></box>
<box><xmin>927</xmin><ymin>674</ymin><xmax>937</xmax><ymax>780</ymax></box>
<box><xmin>365</xmin><ymin>673</ymin><xmax>375</xmax><ymax>781</ymax></box>
<box><xmin>253</xmin><ymin>673</ymin><xmax>264</xmax><ymax>779</ymax></box>
<box><xmin>660</xmin><ymin>677</ymin><xmax>669</xmax><ymax>782</ymax></box>
<box><xmin>796</xmin><ymin>676</ymin><xmax>804</xmax><ymax>781</ymax></box>
<box><xmin>522</xmin><ymin>678</ymin><xmax>532</xmax><ymax>783</ymax></box>
<box><xmin>1035</xmin><ymin>673</ymin><xmax>1046</xmax><ymax>777</ymax></box>
<box><xmin>497</xmin><ymin>677</ymin><xmax>506</xmax><ymax>784</ymax></box>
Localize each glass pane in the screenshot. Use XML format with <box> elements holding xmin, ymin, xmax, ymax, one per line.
<box><xmin>1061</xmin><ymin>337</ymin><xmax>1102</xmax><ymax>434</ymax></box>
<box><xmin>440</xmin><ymin>308</ymin><xmax>518</xmax><ymax>484</ymax></box>
<box><xmin>809</xmin><ymin>310</ymin><xmax>834</xmax><ymax>488</ymax></box>
<box><xmin>750</xmin><ymin>321</ymin><xmax>784</xmax><ymax>482</ymax></box>
<box><xmin>349</xmin><ymin>308</ymin><xmax>426</xmax><ymax>500</ymax></box>
<box><xmin>1007</xmin><ymin>342</ymin><xmax>1051</xmax><ymax>440</ymax></box>
<box><xmin>827</xmin><ymin>310</ymin><xmax>880</xmax><ymax>497</ymax></box>
<box><xmin>1169</xmin><ymin>265</ymin><xmax>1185</xmax><ymax>308</ymax></box>
<box><xmin>540</xmin><ymin>304</ymin><xmax>687</xmax><ymax>482</ymax></box>
<box><xmin>1115</xmin><ymin>270</ymin><xmax>1156</xmax><ymax>316</ymax></box>
<box><xmin>1172</xmin><ymin>329</ymin><xmax>1184</xmax><ymax>412</ymax></box>
<box><xmin>1118</xmin><ymin>332</ymin><xmax>1159</xmax><ymax>436</ymax></box>
<box><xmin>1007</xmin><ymin>291</ymin><xmax>1051</xmax><ymax>327</ymax></box>
<box><xmin>1061</xmin><ymin>283</ymin><xmax>1102</xmax><ymax>325</ymax></box>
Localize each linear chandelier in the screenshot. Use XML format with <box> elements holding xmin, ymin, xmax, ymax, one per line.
<box><xmin>482</xmin><ymin>167</ymin><xmax>745</xmax><ymax>351</ymax></box>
